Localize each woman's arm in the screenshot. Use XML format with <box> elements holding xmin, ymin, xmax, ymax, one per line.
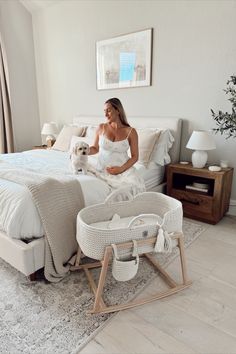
<box><xmin>88</xmin><ymin>124</ymin><xmax>103</xmax><ymax>155</ymax></box>
<box><xmin>106</xmin><ymin>129</ymin><xmax>139</xmax><ymax>175</ymax></box>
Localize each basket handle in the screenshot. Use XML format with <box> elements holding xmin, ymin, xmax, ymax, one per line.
<box><xmin>104</xmin><ymin>187</ymin><xmax>134</xmax><ymax>205</ymax></box>
<box><xmin>128</xmin><ymin>214</ymin><xmax>161</xmax><ymax>229</ymax></box>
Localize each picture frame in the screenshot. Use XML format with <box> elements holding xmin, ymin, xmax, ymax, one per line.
<box><xmin>96</xmin><ymin>28</ymin><xmax>153</xmax><ymax>90</ymax></box>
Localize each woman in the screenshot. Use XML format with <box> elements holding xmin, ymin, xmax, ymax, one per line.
<box><xmin>89</xmin><ymin>98</ymin><xmax>145</xmax><ymax>193</ymax></box>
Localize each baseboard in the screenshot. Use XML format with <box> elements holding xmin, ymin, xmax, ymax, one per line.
<box><xmin>227</xmin><ymin>199</ymin><xmax>236</xmax><ymax>216</ymax></box>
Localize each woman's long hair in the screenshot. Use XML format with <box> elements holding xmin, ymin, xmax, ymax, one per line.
<box><xmin>105</xmin><ymin>98</ymin><xmax>130</xmax><ymax>127</ymax></box>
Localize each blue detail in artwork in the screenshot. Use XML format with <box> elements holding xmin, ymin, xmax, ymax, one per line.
<box><xmin>119</xmin><ymin>52</ymin><xmax>136</xmax><ymax>81</ymax></box>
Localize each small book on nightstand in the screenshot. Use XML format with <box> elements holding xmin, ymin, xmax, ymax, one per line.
<box><xmin>185</xmin><ymin>185</ymin><xmax>208</xmax><ymax>193</ymax></box>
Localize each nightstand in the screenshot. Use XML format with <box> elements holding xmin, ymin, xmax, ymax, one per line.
<box><xmin>167</xmin><ymin>163</ymin><xmax>234</xmax><ymax>224</ymax></box>
<box><xmin>33</xmin><ymin>145</ymin><xmax>48</xmax><ymax>150</ymax></box>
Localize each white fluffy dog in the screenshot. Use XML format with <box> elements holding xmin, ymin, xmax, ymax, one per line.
<box><xmin>70</xmin><ymin>141</ymin><xmax>89</xmax><ymax>174</ymax></box>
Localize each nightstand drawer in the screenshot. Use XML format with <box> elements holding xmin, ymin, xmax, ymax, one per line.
<box><xmin>171</xmin><ymin>189</ymin><xmax>213</xmax><ymax>215</ymax></box>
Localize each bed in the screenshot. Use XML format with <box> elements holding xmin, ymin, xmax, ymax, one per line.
<box><xmin>0</xmin><ymin>116</ymin><xmax>182</xmax><ymax>280</ymax></box>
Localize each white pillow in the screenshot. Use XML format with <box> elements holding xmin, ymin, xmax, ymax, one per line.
<box><xmin>137</xmin><ymin>129</ymin><xmax>161</xmax><ymax>166</ymax></box>
<box><xmin>85</xmin><ymin>125</ymin><xmax>98</xmax><ymax>140</ymax></box>
<box><xmin>52</xmin><ymin>125</ymin><xmax>85</xmax><ymax>152</ymax></box>
<box><xmin>149</xmin><ymin>129</ymin><xmax>175</xmax><ymax>166</ymax></box>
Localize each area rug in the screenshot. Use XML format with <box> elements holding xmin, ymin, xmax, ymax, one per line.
<box><xmin>0</xmin><ymin>219</ymin><xmax>206</xmax><ymax>354</ymax></box>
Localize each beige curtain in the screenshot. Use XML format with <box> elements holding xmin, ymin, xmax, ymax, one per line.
<box><xmin>0</xmin><ymin>31</ymin><xmax>14</xmax><ymax>153</ymax></box>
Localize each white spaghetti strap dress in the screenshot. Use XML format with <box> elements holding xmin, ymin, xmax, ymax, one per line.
<box><xmin>94</xmin><ymin>132</ymin><xmax>146</xmax><ymax>194</ymax></box>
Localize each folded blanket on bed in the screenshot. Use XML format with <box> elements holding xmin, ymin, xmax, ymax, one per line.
<box><xmin>0</xmin><ymin>164</ymin><xmax>84</xmax><ymax>282</ymax></box>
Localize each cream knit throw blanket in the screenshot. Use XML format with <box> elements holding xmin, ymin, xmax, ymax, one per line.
<box><xmin>0</xmin><ymin>164</ymin><xmax>84</xmax><ymax>282</ymax></box>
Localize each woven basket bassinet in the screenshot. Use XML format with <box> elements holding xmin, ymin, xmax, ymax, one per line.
<box><xmin>76</xmin><ymin>192</ymin><xmax>183</xmax><ymax>261</ymax></box>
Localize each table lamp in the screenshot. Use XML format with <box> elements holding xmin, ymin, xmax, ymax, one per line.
<box><xmin>41</xmin><ymin>122</ymin><xmax>58</xmax><ymax>147</ymax></box>
<box><xmin>186</xmin><ymin>130</ymin><xmax>216</xmax><ymax>168</ymax></box>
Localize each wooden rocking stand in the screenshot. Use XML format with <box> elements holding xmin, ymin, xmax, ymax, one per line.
<box><xmin>71</xmin><ymin>231</ymin><xmax>192</xmax><ymax>314</ymax></box>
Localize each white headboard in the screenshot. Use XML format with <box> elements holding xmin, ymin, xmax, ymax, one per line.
<box><xmin>73</xmin><ymin>116</ymin><xmax>182</xmax><ymax>163</ymax></box>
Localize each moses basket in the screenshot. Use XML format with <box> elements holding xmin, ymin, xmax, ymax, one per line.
<box><xmin>77</xmin><ymin>191</ymin><xmax>183</xmax><ymax>260</ymax></box>
<box><xmin>75</xmin><ymin>190</ymin><xmax>191</xmax><ymax>314</ymax></box>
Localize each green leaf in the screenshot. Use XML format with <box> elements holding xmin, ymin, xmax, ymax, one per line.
<box><xmin>211</xmin><ymin>75</ymin><xmax>236</xmax><ymax>138</ymax></box>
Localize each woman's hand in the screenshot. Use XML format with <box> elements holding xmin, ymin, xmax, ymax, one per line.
<box><xmin>106</xmin><ymin>166</ymin><xmax>123</xmax><ymax>175</ymax></box>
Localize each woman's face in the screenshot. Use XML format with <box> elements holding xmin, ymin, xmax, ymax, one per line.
<box><xmin>104</xmin><ymin>103</ymin><xmax>119</xmax><ymax>124</ymax></box>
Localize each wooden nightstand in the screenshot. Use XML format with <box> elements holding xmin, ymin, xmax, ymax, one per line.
<box><xmin>33</xmin><ymin>145</ymin><xmax>48</xmax><ymax>150</ymax></box>
<box><xmin>167</xmin><ymin>163</ymin><xmax>234</xmax><ymax>224</ymax></box>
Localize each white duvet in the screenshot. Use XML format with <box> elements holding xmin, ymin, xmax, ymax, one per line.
<box><xmin>0</xmin><ymin>150</ymin><xmax>111</xmax><ymax>239</ymax></box>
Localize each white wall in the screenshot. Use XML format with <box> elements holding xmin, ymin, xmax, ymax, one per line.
<box><xmin>32</xmin><ymin>0</ymin><xmax>236</xmax><ymax>202</ymax></box>
<box><xmin>0</xmin><ymin>0</ymin><xmax>41</xmax><ymax>151</ymax></box>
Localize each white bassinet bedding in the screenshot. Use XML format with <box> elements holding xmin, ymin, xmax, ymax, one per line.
<box><xmin>0</xmin><ymin>149</ymin><xmax>158</xmax><ymax>240</ymax></box>
<box><xmin>90</xmin><ymin>214</ymin><xmax>162</xmax><ymax>230</ymax></box>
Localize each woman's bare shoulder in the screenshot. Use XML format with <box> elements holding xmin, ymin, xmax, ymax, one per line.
<box><xmin>97</xmin><ymin>123</ymin><xmax>106</xmax><ymax>133</ymax></box>
<box><xmin>128</xmin><ymin>126</ymin><xmax>138</xmax><ymax>137</ymax></box>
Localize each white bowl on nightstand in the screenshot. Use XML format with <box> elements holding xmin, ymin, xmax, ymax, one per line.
<box><xmin>208</xmin><ymin>165</ymin><xmax>221</xmax><ymax>172</ymax></box>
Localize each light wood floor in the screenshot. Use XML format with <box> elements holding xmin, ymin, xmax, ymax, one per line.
<box><xmin>79</xmin><ymin>215</ymin><xmax>236</xmax><ymax>354</ymax></box>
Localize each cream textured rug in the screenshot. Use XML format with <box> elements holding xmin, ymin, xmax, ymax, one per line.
<box><xmin>0</xmin><ymin>219</ymin><xmax>205</xmax><ymax>354</ymax></box>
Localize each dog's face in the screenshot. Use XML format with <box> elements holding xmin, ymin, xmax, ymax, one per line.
<box><xmin>72</xmin><ymin>142</ymin><xmax>89</xmax><ymax>156</ymax></box>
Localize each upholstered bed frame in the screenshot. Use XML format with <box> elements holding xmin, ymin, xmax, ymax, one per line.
<box><xmin>0</xmin><ymin>117</ymin><xmax>182</xmax><ymax>279</ymax></box>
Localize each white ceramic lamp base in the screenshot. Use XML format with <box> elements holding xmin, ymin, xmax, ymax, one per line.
<box><xmin>192</xmin><ymin>150</ymin><xmax>208</xmax><ymax>168</ymax></box>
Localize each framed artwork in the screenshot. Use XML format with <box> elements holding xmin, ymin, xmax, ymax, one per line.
<box><xmin>96</xmin><ymin>28</ymin><xmax>153</xmax><ymax>90</ymax></box>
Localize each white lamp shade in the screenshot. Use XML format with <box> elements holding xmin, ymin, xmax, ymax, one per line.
<box><xmin>41</xmin><ymin>122</ymin><xmax>58</xmax><ymax>136</ymax></box>
<box><xmin>186</xmin><ymin>130</ymin><xmax>216</xmax><ymax>151</ymax></box>
<box><xmin>186</xmin><ymin>130</ymin><xmax>216</xmax><ymax>168</ymax></box>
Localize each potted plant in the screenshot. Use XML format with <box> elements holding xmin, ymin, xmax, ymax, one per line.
<box><xmin>211</xmin><ymin>75</ymin><xmax>236</xmax><ymax>139</ymax></box>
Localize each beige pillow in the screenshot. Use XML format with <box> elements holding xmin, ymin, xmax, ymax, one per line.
<box><xmin>52</xmin><ymin>125</ymin><xmax>86</xmax><ymax>152</ymax></box>
<box><xmin>138</xmin><ymin>129</ymin><xmax>161</xmax><ymax>166</ymax></box>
